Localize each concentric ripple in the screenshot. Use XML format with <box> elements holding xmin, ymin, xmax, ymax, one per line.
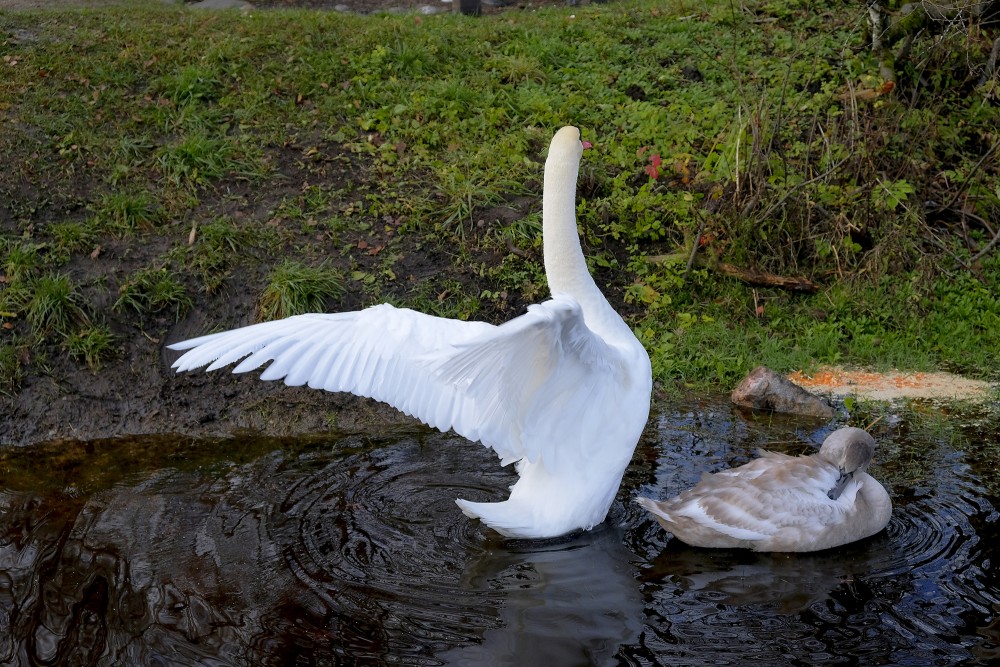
<box><xmin>267</xmin><ymin>434</ymin><xmax>509</xmax><ymax>660</ymax></box>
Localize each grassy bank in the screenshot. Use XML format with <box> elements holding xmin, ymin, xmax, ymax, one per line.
<box><xmin>2</xmin><ymin>0</ymin><xmax>999</xmax><ymax>403</ymax></box>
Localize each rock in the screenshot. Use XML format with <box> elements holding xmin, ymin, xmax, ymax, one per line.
<box><xmin>731</xmin><ymin>366</ymin><xmax>834</xmax><ymax>419</ymax></box>
<box><xmin>334</xmin><ymin>4</ymin><xmax>351</xmax><ymax>10</ymax></box>
<box><xmin>189</xmin><ymin>0</ymin><xmax>254</xmax><ymax>10</ymax></box>
<box><xmin>419</xmin><ymin>4</ymin><xmax>442</xmax><ymax>13</ymax></box>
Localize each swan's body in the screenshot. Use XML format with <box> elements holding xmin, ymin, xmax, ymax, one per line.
<box><xmin>636</xmin><ymin>427</ymin><xmax>891</xmax><ymax>552</ymax></box>
<box><xmin>169</xmin><ymin>127</ymin><xmax>653</xmax><ymax>539</ymax></box>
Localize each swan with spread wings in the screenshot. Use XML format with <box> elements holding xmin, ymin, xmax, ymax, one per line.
<box><xmin>169</xmin><ymin>127</ymin><xmax>653</xmax><ymax>540</ymax></box>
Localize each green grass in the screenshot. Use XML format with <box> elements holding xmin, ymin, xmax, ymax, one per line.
<box><xmin>258</xmin><ymin>260</ymin><xmax>345</xmax><ymax>321</ymax></box>
<box><xmin>3</xmin><ymin>242</ymin><xmax>43</xmax><ymax>284</ymax></box>
<box><xmin>0</xmin><ymin>341</ymin><xmax>25</xmax><ymax>396</ymax></box>
<box><xmin>24</xmin><ymin>273</ymin><xmax>89</xmax><ymax>338</ymax></box>
<box><xmin>156</xmin><ymin>132</ymin><xmax>246</xmax><ymax>186</ymax></box>
<box><xmin>1</xmin><ymin>0</ymin><xmax>998</xmax><ymax>389</ymax></box>
<box><xmin>176</xmin><ymin>217</ymin><xmax>275</xmax><ymax>292</ymax></box>
<box><xmin>93</xmin><ymin>191</ymin><xmax>162</xmax><ymax>235</ymax></box>
<box><xmin>114</xmin><ymin>267</ymin><xmax>192</xmax><ymax>319</ymax></box>
<box><xmin>64</xmin><ymin>324</ymin><xmax>116</xmax><ymax>368</ymax></box>
<box><xmin>49</xmin><ymin>221</ymin><xmax>97</xmax><ymax>256</ymax></box>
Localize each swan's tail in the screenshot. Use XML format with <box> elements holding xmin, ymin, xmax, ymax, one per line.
<box><xmin>455</xmin><ymin>498</ymin><xmax>535</xmax><ymax>538</ymax></box>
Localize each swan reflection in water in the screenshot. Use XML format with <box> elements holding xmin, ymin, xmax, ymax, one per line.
<box><xmin>441</xmin><ymin>528</ymin><xmax>644</xmax><ymax>666</ymax></box>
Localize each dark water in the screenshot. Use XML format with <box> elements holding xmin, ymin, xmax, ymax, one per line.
<box><xmin>1</xmin><ymin>399</ymin><xmax>998</xmax><ymax>665</ymax></box>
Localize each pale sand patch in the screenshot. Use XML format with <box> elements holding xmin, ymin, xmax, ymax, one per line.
<box><xmin>788</xmin><ymin>367</ymin><xmax>995</xmax><ymax>402</ymax></box>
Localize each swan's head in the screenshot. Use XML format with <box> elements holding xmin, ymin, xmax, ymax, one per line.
<box><xmin>548</xmin><ymin>126</ymin><xmax>585</xmax><ymax>167</ymax></box>
<box><xmin>820</xmin><ymin>427</ymin><xmax>877</xmax><ymax>500</ymax></box>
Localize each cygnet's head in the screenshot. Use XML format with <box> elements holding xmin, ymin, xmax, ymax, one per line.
<box><xmin>820</xmin><ymin>427</ymin><xmax>877</xmax><ymax>501</ymax></box>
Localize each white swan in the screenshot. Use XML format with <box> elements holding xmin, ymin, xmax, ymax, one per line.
<box><xmin>636</xmin><ymin>427</ymin><xmax>892</xmax><ymax>552</ymax></box>
<box><xmin>169</xmin><ymin>126</ymin><xmax>653</xmax><ymax>539</ymax></box>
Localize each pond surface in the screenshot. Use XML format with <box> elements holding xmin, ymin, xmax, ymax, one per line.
<box><xmin>1</xmin><ymin>398</ymin><xmax>998</xmax><ymax>665</ymax></box>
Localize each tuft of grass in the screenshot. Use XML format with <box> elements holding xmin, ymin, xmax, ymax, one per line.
<box><xmin>94</xmin><ymin>191</ymin><xmax>162</xmax><ymax>234</ymax></box>
<box><xmin>3</xmin><ymin>242</ymin><xmax>43</xmax><ymax>283</ymax></box>
<box><xmin>114</xmin><ymin>268</ymin><xmax>192</xmax><ymax>320</ymax></box>
<box><xmin>157</xmin><ymin>64</ymin><xmax>220</xmax><ymax>107</ymax></box>
<box><xmin>49</xmin><ymin>221</ymin><xmax>97</xmax><ymax>256</ymax></box>
<box><xmin>25</xmin><ymin>273</ymin><xmax>89</xmax><ymax>338</ymax></box>
<box><xmin>257</xmin><ymin>260</ymin><xmax>344</xmax><ymax>321</ymax></box>
<box><xmin>64</xmin><ymin>324</ymin><xmax>116</xmax><ymax>369</ymax></box>
<box><xmin>157</xmin><ymin>132</ymin><xmax>242</xmax><ymax>186</ymax></box>
<box><xmin>0</xmin><ymin>341</ymin><xmax>25</xmax><ymax>396</ymax></box>
<box><xmin>169</xmin><ymin>218</ymin><xmax>279</xmax><ymax>292</ymax></box>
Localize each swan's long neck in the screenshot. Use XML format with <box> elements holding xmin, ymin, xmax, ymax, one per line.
<box><xmin>543</xmin><ymin>130</ymin><xmax>598</xmax><ymax>299</ymax></box>
<box><xmin>542</xmin><ymin>128</ymin><xmax>627</xmax><ymax>336</ymax></box>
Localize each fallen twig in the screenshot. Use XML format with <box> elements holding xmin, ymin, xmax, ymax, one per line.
<box><xmin>650</xmin><ymin>253</ymin><xmax>819</xmax><ymax>293</ymax></box>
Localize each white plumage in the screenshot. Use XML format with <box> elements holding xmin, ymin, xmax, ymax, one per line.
<box><xmin>169</xmin><ymin>126</ymin><xmax>653</xmax><ymax>539</ymax></box>
<box><xmin>636</xmin><ymin>427</ymin><xmax>892</xmax><ymax>552</ymax></box>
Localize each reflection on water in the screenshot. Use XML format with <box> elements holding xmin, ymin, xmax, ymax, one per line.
<box><xmin>0</xmin><ymin>399</ymin><xmax>998</xmax><ymax>665</ymax></box>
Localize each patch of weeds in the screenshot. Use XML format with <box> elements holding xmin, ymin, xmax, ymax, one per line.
<box><xmin>257</xmin><ymin>260</ymin><xmax>344</xmax><ymax>321</ymax></box>
<box><xmin>434</xmin><ymin>168</ymin><xmax>505</xmax><ymax>233</ymax></box>
<box><xmin>24</xmin><ymin>273</ymin><xmax>90</xmax><ymax>339</ymax></box>
<box><xmin>0</xmin><ymin>341</ymin><xmax>25</xmax><ymax>395</ymax></box>
<box><xmin>109</xmin><ymin>135</ymin><xmax>155</xmax><ymax>185</ymax></box>
<box><xmin>157</xmin><ymin>65</ymin><xmax>220</xmax><ymax>107</ymax></box>
<box><xmin>93</xmin><ymin>191</ymin><xmax>162</xmax><ymax>234</ymax></box>
<box><xmin>485</xmin><ymin>253</ymin><xmax>547</xmax><ymax>303</ymax></box>
<box><xmin>498</xmin><ymin>211</ymin><xmax>543</xmax><ymax>249</ymax></box>
<box><xmin>157</xmin><ymin>133</ymin><xmax>244</xmax><ymax>186</ymax></box>
<box><xmin>49</xmin><ymin>221</ymin><xmax>97</xmax><ymax>256</ymax></box>
<box><xmin>394</xmin><ymin>278</ymin><xmax>481</xmax><ymax>322</ymax></box>
<box><xmin>3</xmin><ymin>242</ymin><xmax>43</xmax><ymax>283</ymax></box>
<box><xmin>64</xmin><ymin>324</ymin><xmax>116</xmax><ymax>368</ymax></box>
<box><xmin>180</xmin><ymin>218</ymin><xmax>268</xmax><ymax>292</ymax></box>
<box><xmin>275</xmin><ymin>185</ymin><xmax>335</xmax><ymax>230</ymax></box>
<box><xmin>114</xmin><ymin>268</ymin><xmax>192</xmax><ymax>320</ymax></box>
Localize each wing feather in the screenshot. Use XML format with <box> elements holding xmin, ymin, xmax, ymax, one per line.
<box><xmin>433</xmin><ymin>298</ymin><xmax>627</xmax><ymax>472</ymax></box>
<box><xmin>169</xmin><ymin>298</ymin><xmax>628</xmax><ymax>474</ymax></box>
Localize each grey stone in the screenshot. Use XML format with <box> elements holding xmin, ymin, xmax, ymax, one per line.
<box><xmin>731</xmin><ymin>366</ymin><xmax>834</xmax><ymax>419</ymax></box>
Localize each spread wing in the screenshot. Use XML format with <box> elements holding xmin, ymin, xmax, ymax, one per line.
<box><xmin>169</xmin><ymin>297</ymin><xmax>628</xmax><ymax>472</ymax></box>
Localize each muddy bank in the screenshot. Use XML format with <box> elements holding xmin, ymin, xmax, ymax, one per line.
<box><xmin>1</xmin><ymin>319</ymin><xmax>420</xmax><ymax>446</ymax></box>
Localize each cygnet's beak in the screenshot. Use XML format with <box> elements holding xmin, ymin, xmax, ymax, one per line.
<box><xmin>827</xmin><ymin>468</ymin><xmax>854</xmax><ymax>501</ymax></box>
